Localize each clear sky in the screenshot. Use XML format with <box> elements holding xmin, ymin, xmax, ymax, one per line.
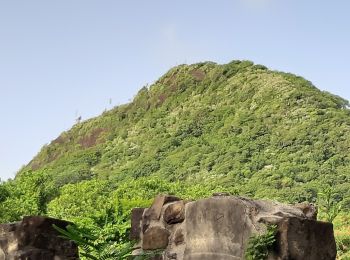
<box><xmin>0</xmin><ymin>0</ymin><xmax>349</xmax><ymax>180</ymax></box>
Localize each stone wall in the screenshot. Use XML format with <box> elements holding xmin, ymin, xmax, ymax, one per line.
<box><xmin>0</xmin><ymin>216</ymin><xmax>79</xmax><ymax>260</ymax></box>
<box><xmin>131</xmin><ymin>194</ymin><xmax>337</xmax><ymax>260</ymax></box>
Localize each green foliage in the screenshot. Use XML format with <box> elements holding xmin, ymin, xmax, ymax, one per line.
<box><xmin>333</xmin><ymin>214</ymin><xmax>350</xmax><ymax>258</ymax></box>
<box><xmin>53</xmin><ymin>224</ymin><xmax>161</xmax><ymax>260</ymax></box>
<box><xmin>1</xmin><ymin>60</ymin><xmax>350</xmax><ymax>256</ymax></box>
<box><xmin>245</xmin><ymin>225</ymin><xmax>277</xmax><ymax>260</ymax></box>
<box><xmin>53</xmin><ymin>224</ymin><xmax>134</xmax><ymax>260</ymax></box>
<box><xmin>0</xmin><ymin>182</ymin><xmax>9</xmax><ymax>203</ymax></box>
<box><xmin>48</xmin><ymin>179</ymin><xmax>113</xmax><ymax>225</ymax></box>
<box><xmin>336</xmin><ymin>234</ymin><xmax>350</xmax><ymax>259</ymax></box>
<box><xmin>0</xmin><ymin>170</ymin><xmax>57</xmax><ymax>222</ymax></box>
<box><xmin>318</xmin><ymin>186</ymin><xmax>342</xmax><ymax>223</ymax></box>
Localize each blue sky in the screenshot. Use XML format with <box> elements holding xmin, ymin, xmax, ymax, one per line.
<box><xmin>0</xmin><ymin>0</ymin><xmax>349</xmax><ymax>180</ymax></box>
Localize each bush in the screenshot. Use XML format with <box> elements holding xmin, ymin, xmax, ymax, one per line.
<box><xmin>245</xmin><ymin>225</ymin><xmax>277</xmax><ymax>260</ymax></box>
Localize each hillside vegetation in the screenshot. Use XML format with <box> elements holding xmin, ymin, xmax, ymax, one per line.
<box><xmin>0</xmin><ymin>60</ymin><xmax>350</xmax><ymax>257</ymax></box>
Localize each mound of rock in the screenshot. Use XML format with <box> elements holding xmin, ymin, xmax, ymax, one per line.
<box><xmin>0</xmin><ymin>216</ymin><xmax>78</xmax><ymax>260</ymax></box>
<box><xmin>131</xmin><ymin>194</ymin><xmax>336</xmax><ymax>260</ymax></box>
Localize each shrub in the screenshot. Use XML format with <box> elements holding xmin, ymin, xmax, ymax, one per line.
<box><xmin>245</xmin><ymin>225</ymin><xmax>277</xmax><ymax>260</ymax></box>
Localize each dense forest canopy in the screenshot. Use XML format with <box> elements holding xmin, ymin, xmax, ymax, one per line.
<box><xmin>0</xmin><ymin>60</ymin><xmax>349</xmax><ymax>256</ymax></box>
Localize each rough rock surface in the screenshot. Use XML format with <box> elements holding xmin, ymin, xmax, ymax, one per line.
<box><xmin>142</xmin><ymin>226</ymin><xmax>170</xmax><ymax>250</ymax></box>
<box><xmin>142</xmin><ymin>195</ymin><xmax>180</xmax><ymax>233</ymax></box>
<box><xmin>0</xmin><ymin>216</ymin><xmax>78</xmax><ymax>260</ymax></box>
<box><xmin>272</xmin><ymin>217</ymin><xmax>336</xmax><ymax>260</ymax></box>
<box><xmin>184</xmin><ymin>197</ymin><xmax>252</xmax><ymax>260</ymax></box>
<box><xmin>164</xmin><ymin>201</ymin><xmax>185</xmax><ymax>224</ymax></box>
<box><xmin>130</xmin><ymin>207</ymin><xmax>145</xmax><ymax>240</ymax></box>
<box><xmin>132</xmin><ymin>194</ymin><xmax>336</xmax><ymax>260</ymax></box>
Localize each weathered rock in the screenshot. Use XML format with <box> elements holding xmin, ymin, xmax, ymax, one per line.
<box><xmin>142</xmin><ymin>215</ymin><xmax>151</xmax><ymax>233</ymax></box>
<box><xmin>164</xmin><ymin>201</ymin><xmax>185</xmax><ymax>224</ymax></box>
<box><xmin>294</xmin><ymin>202</ymin><xmax>318</xmax><ymax>220</ymax></box>
<box><xmin>173</xmin><ymin>228</ymin><xmax>184</xmax><ymax>245</ymax></box>
<box><xmin>167</xmin><ymin>252</ymin><xmax>177</xmax><ymax>259</ymax></box>
<box><xmin>0</xmin><ymin>248</ymin><xmax>5</xmax><ymax>260</ymax></box>
<box><xmin>132</xmin><ymin>194</ymin><xmax>336</xmax><ymax>260</ymax></box>
<box><xmin>142</xmin><ymin>226</ymin><xmax>170</xmax><ymax>250</ymax></box>
<box><xmin>274</xmin><ymin>217</ymin><xmax>336</xmax><ymax>260</ymax></box>
<box><xmin>0</xmin><ymin>216</ymin><xmax>79</xmax><ymax>260</ymax></box>
<box><xmin>149</xmin><ymin>255</ymin><xmax>164</xmax><ymax>260</ymax></box>
<box><xmin>130</xmin><ymin>207</ymin><xmax>145</xmax><ymax>240</ymax></box>
<box><xmin>142</xmin><ymin>195</ymin><xmax>180</xmax><ymax>233</ymax></box>
<box><xmin>12</xmin><ymin>248</ymin><xmax>55</xmax><ymax>259</ymax></box>
<box><xmin>184</xmin><ymin>197</ymin><xmax>252</xmax><ymax>260</ymax></box>
<box><xmin>146</xmin><ymin>195</ymin><xmax>181</xmax><ymax>221</ymax></box>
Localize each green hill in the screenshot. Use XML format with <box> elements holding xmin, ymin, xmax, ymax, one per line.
<box><xmin>0</xmin><ymin>61</ymin><xmax>350</xmax><ymax>255</ymax></box>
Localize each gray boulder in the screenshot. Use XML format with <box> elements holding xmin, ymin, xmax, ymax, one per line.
<box><xmin>132</xmin><ymin>194</ymin><xmax>336</xmax><ymax>260</ymax></box>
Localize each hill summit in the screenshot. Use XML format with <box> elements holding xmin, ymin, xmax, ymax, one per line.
<box><xmin>1</xmin><ymin>60</ymin><xmax>350</xmax><ymax>226</ymax></box>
